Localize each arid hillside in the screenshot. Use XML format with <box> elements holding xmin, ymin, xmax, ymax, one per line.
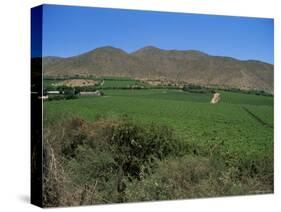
<box><xmin>42</xmin><ymin>46</ymin><xmax>274</xmax><ymax>93</ymax></box>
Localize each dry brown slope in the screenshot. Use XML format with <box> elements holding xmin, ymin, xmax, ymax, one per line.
<box><xmin>43</xmin><ymin>46</ymin><xmax>273</xmax><ymax>93</ymax></box>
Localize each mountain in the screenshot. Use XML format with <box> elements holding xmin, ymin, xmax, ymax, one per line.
<box><xmin>42</xmin><ymin>46</ymin><xmax>274</xmax><ymax>93</ymax></box>
<box><xmin>43</xmin><ymin>56</ymin><xmax>64</xmax><ymax>66</ymax></box>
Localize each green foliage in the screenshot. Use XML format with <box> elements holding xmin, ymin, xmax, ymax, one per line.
<box><xmin>73</xmin><ymin>85</ymin><xmax>97</xmax><ymax>92</ymax></box>
<box><xmin>61</xmin><ymin>118</ymin><xmax>182</xmax><ymax>180</ymax></box>
<box><xmin>109</xmin><ymin>121</ymin><xmax>181</xmax><ymax>179</ymax></box>
<box><xmin>183</xmin><ymin>84</ymin><xmax>214</xmax><ymax>94</ymax></box>
<box><xmin>43</xmin><ymin>88</ymin><xmax>273</xmax><ymax>206</ymax></box>
<box><xmin>99</xmin><ymin>90</ymin><xmax>105</xmax><ymax>96</ymax></box>
<box><xmin>47</xmin><ymin>94</ymin><xmax>78</xmax><ymax>101</ymax></box>
<box><xmin>65</xmin><ymin>94</ymin><xmax>78</xmax><ymax>100</ymax></box>
<box><xmin>182</xmin><ymin>84</ymin><xmax>273</xmax><ymax>97</ymax></box>
<box><xmin>125</xmin><ymin>155</ymin><xmax>213</xmax><ymax>201</ymax></box>
<box><xmin>44</xmin><ymin>117</ymin><xmax>188</xmax><ymax>205</ymax></box>
<box><xmin>125</xmin><ymin>150</ymin><xmax>273</xmax><ymax>201</ymax></box>
<box><xmin>47</xmin><ymin>95</ymin><xmax>65</xmax><ymax>101</ymax></box>
<box><xmin>216</xmin><ymin>87</ymin><xmax>273</xmax><ymax>97</ymax></box>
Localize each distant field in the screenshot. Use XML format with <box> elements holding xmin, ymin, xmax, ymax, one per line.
<box><xmin>43</xmin><ymin>77</ymin><xmax>149</xmax><ymax>89</ymax></box>
<box><xmin>98</xmin><ymin>78</ymin><xmax>148</xmax><ymax>88</ymax></box>
<box><xmin>44</xmin><ymin>89</ymin><xmax>273</xmax><ymax>157</ymax></box>
<box><xmin>43</xmin><ymin>79</ymin><xmax>61</xmax><ymax>89</ymax></box>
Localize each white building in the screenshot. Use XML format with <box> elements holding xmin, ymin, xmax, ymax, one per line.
<box><xmin>80</xmin><ymin>90</ymin><xmax>102</xmax><ymax>96</ymax></box>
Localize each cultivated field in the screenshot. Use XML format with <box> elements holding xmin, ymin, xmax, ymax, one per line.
<box><xmin>42</xmin><ymin>80</ymin><xmax>273</xmax><ymax>206</ymax></box>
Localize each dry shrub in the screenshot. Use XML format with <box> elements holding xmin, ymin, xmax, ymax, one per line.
<box><xmin>43</xmin><ymin>119</ymin><xmax>104</xmax><ymax>207</ymax></box>
<box><xmin>124</xmin><ymin>155</ymin><xmax>214</xmax><ymax>201</ymax></box>
<box><xmin>42</xmin><ymin>116</ymin><xmax>273</xmax><ymax>207</ymax></box>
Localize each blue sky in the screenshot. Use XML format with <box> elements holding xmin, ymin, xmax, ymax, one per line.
<box><xmin>40</xmin><ymin>4</ymin><xmax>274</xmax><ymax>64</ymax></box>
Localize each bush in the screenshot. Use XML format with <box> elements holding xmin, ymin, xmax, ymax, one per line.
<box><xmin>182</xmin><ymin>84</ymin><xmax>214</xmax><ymax>94</ymax></box>
<box><xmin>65</xmin><ymin>94</ymin><xmax>78</xmax><ymax>100</ymax></box>
<box><xmin>44</xmin><ymin>117</ymin><xmax>185</xmax><ymax>205</ymax></box>
<box><xmin>48</xmin><ymin>95</ymin><xmax>65</xmax><ymax>101</ymax></box>
<box><xmin>125</xmin><ymin>155</ymin><xmax>213</xmax><ymax>201</ymax></box>
<box><xmin>99</xmin><ymin>90</ymin><xmax>105</xmax><ymax>96</ymax></box>
<box><xmin>43</xmin><ymin>141</ymin><xmax>61</xmax><ymax>207</ymax></box>
<box><xmin>109</xmin><ymin>121</ymin><xmax>181</xmax><ymax>180</ymax></box>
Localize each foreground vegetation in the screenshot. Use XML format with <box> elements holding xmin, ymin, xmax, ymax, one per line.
<box><xmin>43</xmin><ymin>116</ymin><xmax>273</xmax><ymax>207</ymax></box>
<box><xmin>43</xmin><ymin>78</ymin><xmax>273</xmax><ymax>207</ymax></box>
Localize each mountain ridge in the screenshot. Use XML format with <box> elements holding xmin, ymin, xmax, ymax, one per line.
<box><xmin>42</xmin><ymin>46</ymin><xmax>274</xmax><ymax>93</ymax></box>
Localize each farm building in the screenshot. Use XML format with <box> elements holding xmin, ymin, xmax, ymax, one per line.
<box><xmin>80</xmin><ymin>90</ymin><xmax>102</xmax><ymax>96</ymax></box>
<box><xmin>47</xmin><ymin>91</ymin><xmax>60</xmax><ymax>94</ymax></box>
